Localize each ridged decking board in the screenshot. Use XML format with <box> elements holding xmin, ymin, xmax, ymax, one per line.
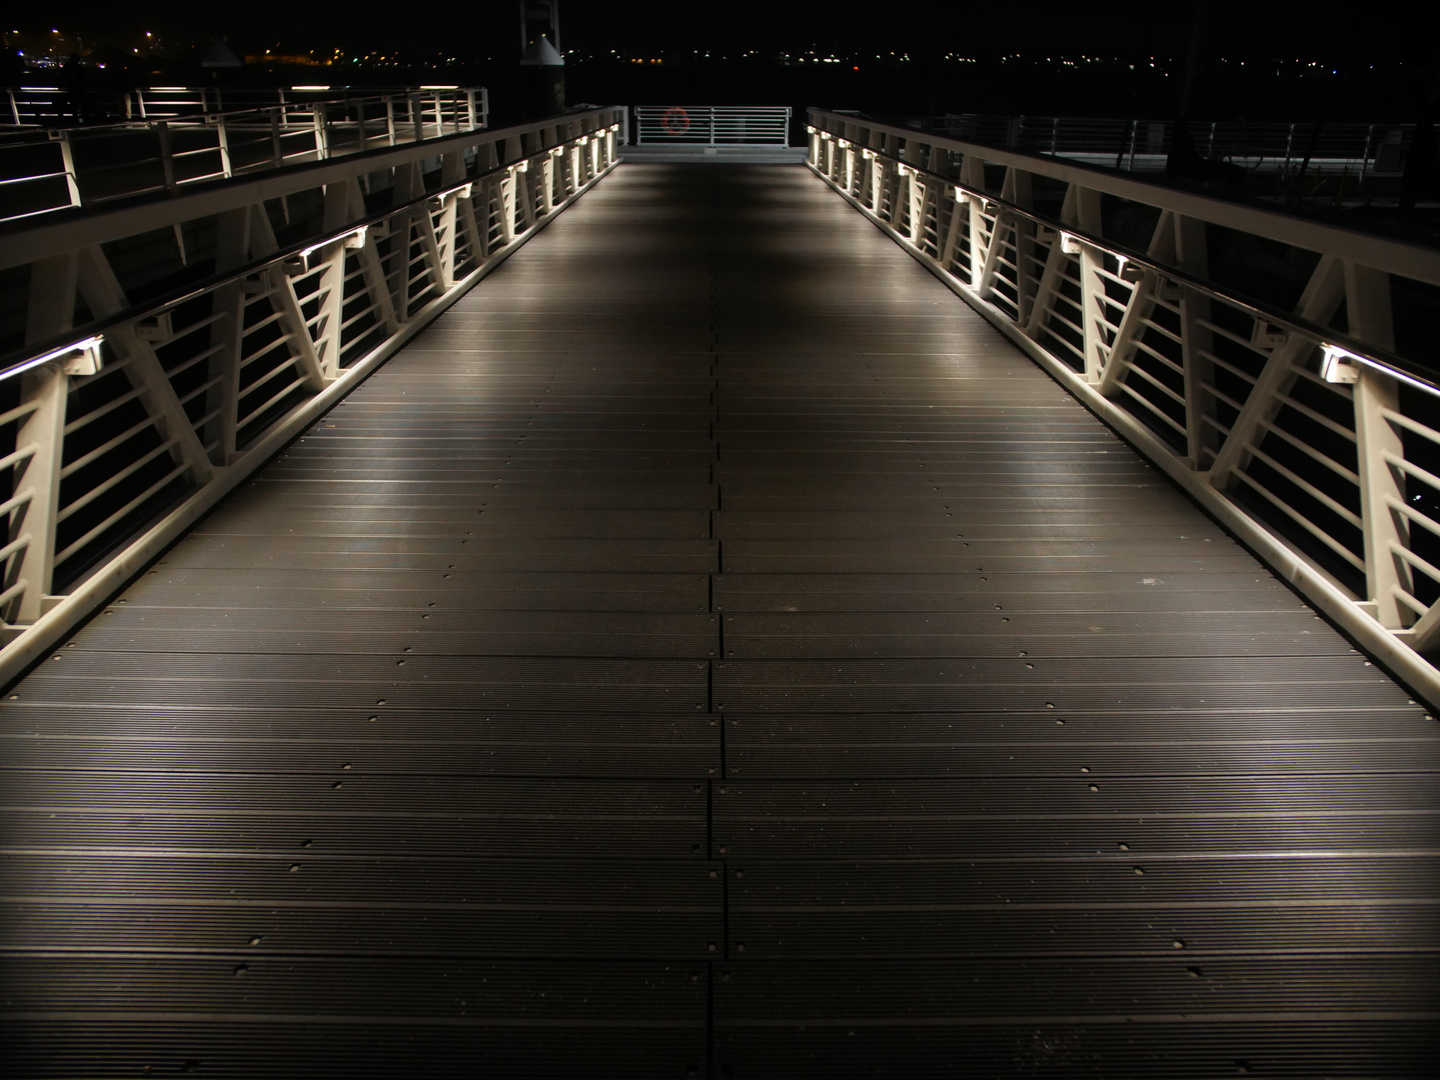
<box><xmin>2</xmin><ymin>163</ymin><xmax>1438</xmax><ymax>1077</ymax></box>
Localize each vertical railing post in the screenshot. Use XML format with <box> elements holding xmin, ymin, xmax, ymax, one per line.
<box><xmin>385</xmin><ymin>97</ymin><xmax>397</xmax><ymax>146</ymax></box>
<box><xmin>54</xmin><ymin>131</ymin><xmax>81</xmax><ymax>209</ymax></box>
<box><xmin>157</xmin><ymin>121</ymin><xmax>177</xmax><ymax>194</ymax></box>
<box><xmin>1346</xmin><ymin>262</ymin><xmax>1407</xmax><ymax>628</ymax></box>
<box><xmin>216</xmin><ymin>117</ymin><xmax>233</xmax><ymax>177</ymax></box>
<box><xmin>8</xmin><ymin>252</ymin><xmax>79</xmax><ymax>624</ymax></box>
<box><xmin>958</xmin><ymin>155</ymin><xmax>987</xmax><ymax>288</ymax></box>
<box><xmin>207</xmin><ymin>206</ymin><xmax>252</xmax><ymax>464</ymax></box>
<box><xmin>1060</xmin><ymin>183</ymin><xmax>1106</xmax><ymax>382</ymax></box>
<box><xmin>1175</xmin><ymin>214</ymin><xmax>1214</xmax><ymax>467</ymax></box>
<box><xmin>312</xmin><ymin>105</ymin><xmax>329</xmax><ymax>161</ymax></box>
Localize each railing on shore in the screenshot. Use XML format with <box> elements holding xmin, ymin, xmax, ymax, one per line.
<box><xmin>878</xmin><ymin>113</ymin><xmax>1415</xmax><ymax>181</ymax></box>
<box><xmin>633</xmin><ymin>106</ymin><xmax>791</xmax><ymax>146</ymax></box>
<box><xmin>809</xmin><ymin>108</ymin><xmax>1440</xmax><ymax>703</ymax></box>
<box><xmin>0</xmin><ymin>88</ymin><xmax>488</xmax><ymax>224</ymax></box>
<box><xmin>0</xmin><ymin>106</ymin><xmax>621</xmax><ymax>678</ymax></box>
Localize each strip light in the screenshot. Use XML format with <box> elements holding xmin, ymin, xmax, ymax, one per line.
<box><xmin>4</xmin><ymin>335</ymin><xmax>105</xmax><ymax>381</ymax></box>
<box><xmin>1321</xmin><ymin>344</ymin><xmax>1363</xmax><ymax>384</ymax></box>
<box><xmin>299</xmin><ymin>225</ymin><xmax>368</xmax><ymax>262</ymax></box>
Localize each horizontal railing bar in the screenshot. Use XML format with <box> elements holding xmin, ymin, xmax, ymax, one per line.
<box><xmin>165</xmin><ymin>343</ymin><xmax>225</xmax><ymax>380</ymax></box>
<box><xmin>56</xmin><ymin>438</ymin><xmax>180</xmax><ymax>524</ymax></box>
<box><xmin>177</xmin><ymin>374</ymin><xmax>224</xmax><ymax>407</ymax></box>
<box><xmin>54</xmin><ymin>456</ymin><xmax>189</xmax><ymax>563</ymax></box>
<box><xmin>1119</xmin><ymin>352</ymin><xmax>1187</xmax><ymax>403</ymax></box>
<box><xmin>1380</xmin><ymin>407</ymin><xmax>1440</xmax><ymax>446</ymax></box>
<box><xmin>59</xmin><ymin>413</ymin><xmax>160</xmax><ymax>478</ymax></box>
<box><xmin>1201</xmin><ymin>381</ymin><xmax>1246</xmax><ymax>413</ymax></box>
<box><xmin>0</xmin><ymin>112</ymin><xmax>618</xmax><ymax>380</ymax></box>
<box><xmin>1231</xmin><ymin>467</ymin><xmax>1367</xmax><ymax>571</ymax></box>
<box><xmin>1382</xmin><ymin>451</ymin><xmax>1440</xmax><ymax>496</ymax></box>
<box><xmin>1117</xmin><ymin>382</ymin><xmax>1187</xmax><ymax>435</ymax></box>
<box><xmin>236</xmin><ymin>375</ymin><xmax>311</xmax><ymax>431</ymax></box>
<box><xmin>1391</xmin><ymin>582</ymin><xmax>1430</xmax><ymax>619</ymax></box>
<box><xmin>0</xmin><ymin>578</ymin><xmax>29</xmax><ymax>610</ymax></box>
<box><xmin>0</xmin><ymin>401</ymin><xmax>40</xmax><ymax>428</ymax></box>
<box><xmin>238</xmin><ymin>335</ymin><xmax>296</xmax><ymax>370</ymax></box>
<box><xmin>1389</xmin><ymin>540</ymin><xmax>1440</xmax><ymax>587</ymax></box>
<box><xmin>1130</xmin><ymin>339</ymin><xmax>1186</xmax><ymax>379</ymax></box>
<box><xmin>1385</xmin><ymin>496</ymin><xmax>1440</xmax><ymax>539</ymax></box>
<box><xmin>1255</xmin><ymin>417</ymin><xmax>1361</xmax><ymax>484</ymax></box>
<box><xmin>1244</xmin><ymin>441</ymin><xmax>1364</xmax><ymax>527</ymax></box>
<box><xmin>1139</xmin><ymin>315</ymin><xmax>1183</xmax><ymax>345</ymax></box>
<box><xmin>1196</xmin><ymin>316</ymin><xmax>1272</xmax><ymax>355</ymax></box>
<box><xmin>62</xmin><ymin>386</ymin><xmax>144</xmax><ymax>436</ymax></box>
<box><xmin>1272</xmin><ymin>390</ymin><xmax>1358</xmax><ymax>441</ymax></box>
<box><xmin>1197</xmin><ymin>348</ymin><xmax>1260</xmax><ymax>385</ymax></box>
<box><xmin>809</xmin><ymin>121</ymin><xmax>1440</xmax><ymax>397</ymax></box>
<box><xmin>0</xmin><ymin>443</ymin><xmax>38</xmax><ymax>473</ymax></box>
<box><xmin>0</xmin><ymin>489</ymin><xmax>35</xmax><ymax>519</ymax></box>
<box><xmin>0</xmin><ymin>532</ymin><xmax>32</xmax><ymax>563</ymax></box>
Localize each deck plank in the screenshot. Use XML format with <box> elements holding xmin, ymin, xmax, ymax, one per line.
<box><xmin>2</xmin><ymin>162</ymin><xmax>1437</xmax><ymax>1077</ymax></box>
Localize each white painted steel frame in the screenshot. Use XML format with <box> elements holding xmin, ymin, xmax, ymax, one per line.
<box><xmin>808</xmin><ymin>109</ymin><xmax>1440</xmax><ymax>707</ymax></box>
<box><xmin>0</xmin><ymin>89</ymin><xmax>489</xmax><ymax>224</ymax></box>
<box><xmin>0</xmin><ymin>108</ymin><xmax>624</xmax><ymax>682</ymax></box>
<box><xmin>633</xmin><ymin>106</ymin><xmax>791</xmax><ymax>146</ymax></box>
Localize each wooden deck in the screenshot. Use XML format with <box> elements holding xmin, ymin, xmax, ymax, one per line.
<box><xmin>3</xmin><ymin>162</ymin><xmax>1438</xmax><ymax>1078</ymax></box>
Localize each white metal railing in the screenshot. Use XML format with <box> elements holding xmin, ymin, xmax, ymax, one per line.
<box><xmin>634</xmin><ymin>106</ymin><xmax>790</xmax><ymax>146</ymax></box>
<box><xmin>0</xmin><ymin>107</ymin><xmax>622</xmax><ymax>679</ymax></box>
<box><xmin>925</xmin><ymin>114</ymin><xmax>1410</xmax><ymax>180</ymax></box>
<box><xmin>4</xmin><ymin>85</ymin><xmax>483</xmax><ymax>127</ymax></box>
<box><xmin>808</xmin><ymin>108</ymin><xmax>1440</xmax><ymax>705</ymax></box>
<box><xmin>0</xmin><ymin>88</ymin><xmax>488</xmax><ymax>224</ymax></box>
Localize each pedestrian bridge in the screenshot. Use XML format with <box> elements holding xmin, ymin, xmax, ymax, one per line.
<box><xmin>1</xmin><ymin>105</ymin><xmax>1439</xmax><ymax>1077</ymax></box>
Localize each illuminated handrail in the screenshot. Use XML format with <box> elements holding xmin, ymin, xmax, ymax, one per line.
<box><xmin>0</xmin><ymin>88</ymin><xmax>488</xmax><ymax>224</ymax></box>
<box><xmin>0</xmin><ymin>107</ymin><xmax>622</xmax><ymax>680</ymax></box>
<box><xmin>809</xmin><ymin>108</ymin><xmax>1440</xmax><ymax>704</ymax></box>
<box><xmin>814</xmin><ymin>134</ymin><xmax>1440</xmax><ymax>399</ymax></box>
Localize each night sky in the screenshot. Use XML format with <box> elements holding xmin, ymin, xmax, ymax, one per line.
<box><xmin>25</xmin><ymin>0</ymin><xmax>1435</xmax><ymax>60</ymax></box>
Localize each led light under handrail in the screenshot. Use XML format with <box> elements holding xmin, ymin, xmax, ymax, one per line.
<box><xmin>299</xmin><ymin>225</ymin><xmax>369</xmax><ymax>262</ymax></box>
<box><xmin>0</xmin><ymin>108</ymin><xmax>626</xmax><ymax>387</ymax></box>
<box><xmin>807</xmin><ymin>122</ymin><xmax>1440</xmax><ymax>402</ymax></box>
<box><xmin>3</xmin><ymin>335</ymin><xmax>105</xmax><ymax>381</ymax></box>
<box><xmin>1321</xmin><ymin>344</ymin><xmax>1364</xmax><ymax>385</ymax></box>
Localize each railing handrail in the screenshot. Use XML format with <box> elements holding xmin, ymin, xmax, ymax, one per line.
<box><xmin>0</xmin><ymin>100</ymin><xmax>529</xmax><ymax>271</ymax></box>
<box><xmin>0</xmin><ymin>106</ymin><xmax>623</xmax><ymax>678</ymax></box>
<box><xmin>816</xmin><ymin>127</ymin><xmax>1440</xmax><ymax>399</ymax></box>
<box><xmin>810</xmin><ymin>109</ymin><xmax>1440</xmax><ymax>289</ymax></box>
<box><xmin>3</xmin><ymin>84</ymin><xmax>480</xmax><ymax>127</ymax></box>
<box><xmin>0</xmin><ymin>109</ymin><xmax>619</xmax><ymax>382</ymax></box>
<box><xmin>808</xmin><ymin>107</ymin><xmax>1440</xmax><ymax>705</ymax></box>
<box><xmin>3</xmin><ymin>87</ymin><xmax>480</xmax><ymax>137</ymax></box>
<box><xmin>0</xmin><ymin>86</ymin><xmax>489</xmax><ymax>230</ymax></box>
<box><xmin>632</xmin><ymin>105</ymin><xmax>791</xmax><ymax>146</ymax></box>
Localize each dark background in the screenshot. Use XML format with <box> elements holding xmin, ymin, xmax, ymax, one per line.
<box><xmin>10</xmin><ymin>1</ymin><xmax>1439</xmax><ymax>122</ymax></box>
